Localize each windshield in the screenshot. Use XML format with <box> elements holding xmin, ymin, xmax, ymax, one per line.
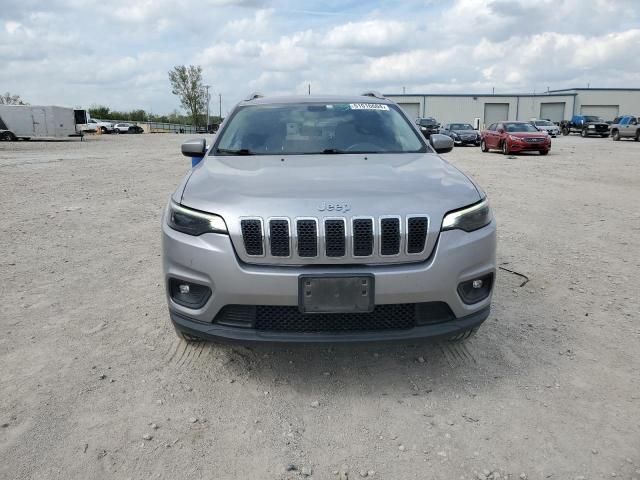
<box><xmin>534</xmin><ymin>120</ymin><xmax>553</xmax><ymax>126</ymax></box>
<box><xmin>213</xmin><ymin>103</ymin><xmax>426</xmax><ymax>155</ymax></box>
<box><xmin>504</xmin><ymin>122</ymin><xmax>539</xmax><ymax>133</ymax></box>
<box><xmin>450</xmin><ymin>123</ymin><xmax>474</xmax><ymax>130</ymax></box>
<box><xmin>583</xmin><ymin>116</ymin><xmax>603</xmax><ymax>122</ymax></box>
<box><xmin>418</xmin><ymin>118</ymin><xmax>437</xmax><ymax>126</ymax></box>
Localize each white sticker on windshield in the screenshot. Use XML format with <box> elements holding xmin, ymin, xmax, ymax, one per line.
<box><xmin>349</xmin><ymin>103</ymin><xmax>389</xmax><ymax>111</ymax></box>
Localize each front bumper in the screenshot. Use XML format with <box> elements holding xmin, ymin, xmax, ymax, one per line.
<box><xmin>162</xmin><ymin>217</ymin><xmax>496</xmax><ymax>343</ymax></box>
<box><xmin>454</xmin><ymin>137</ymin><xmax>480</xmax><ymax>146</ymax></box>
<box><xmin>508</xmin><ymin>140</ymin><xmax>551</xmax><ymax>152</ymax></box>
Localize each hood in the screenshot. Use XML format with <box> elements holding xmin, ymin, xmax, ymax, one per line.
<box><xmin>181</xmin><ymin>153</ymin><xmax>481</xmax><ymax>220</ymax></box>
<box><xmin>180</xmin><ymin>153</ymin><xmax>483</xmax><ymax>265</ymax></box>
<box><xmin>451</xmin><ymin>129</ymin><xmax>479</xmax><ymax>136</ymax></box>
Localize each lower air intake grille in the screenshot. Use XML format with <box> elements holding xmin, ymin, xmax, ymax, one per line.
<box><xmin>407</xmin><ymin>217</ymin><xmax>428</xmax><ymax>253</ymax></box>
<box><xmin>256</xmin><ymin>304</ymin><xmax>415</xmax><ymax>332</ymax></box>
<box><xmin>380</xmin><ymin>218</ymin><xmax>400</xmax><ymax>255</ymax></box>
<box><xmin>215</xmin><ymin>302</ymin><xmax>454</xmax><ymax>332</ymax></box>
<box><xmin>269</xmin><ymin>220</ymin><xmax>290</xmax><ymax>257</ymax></box>
<box><xmin>240</xmin><ymin>219</ymin><xmax>263</xmax><ymax>256</ymax></box>
<box><xmin>325</xmin><ymin>219</ymin><xmax>345</xmax><ymax>257</ymax></box>
<box><xmin>297</xmin><ymin>220</ymin><xmax>318</xmax><ymax>257</ymax></box>
<box><xmin>352</xmin><ymin>218</ymin><xmax>373</xmax><ymax>256</ymax></box>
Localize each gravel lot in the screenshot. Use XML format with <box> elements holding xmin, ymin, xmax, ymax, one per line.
<box><xmin>1</xmin><ymin>133</ymin><xmax>639</xmax><ymax>480</ymax></box>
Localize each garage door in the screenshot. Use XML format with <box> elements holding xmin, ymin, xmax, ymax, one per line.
<box><xmin>397</xmin><ymin>103</ymin><xmax>420</xmax><ymax>120</ymax></box>
<box><xmin>540</xmin><ymin>102</ymin><xmax>565</xmax><ymax>123</ymax></box>
<box><xmin>580</xmin><ymin>105</ymin><xmax>619</xmax><ymax>121</ymax></box>
<box><xmin>484</xmin><ymin>103</ymin><xmax>509</xmax><ymax>126</ymax></box>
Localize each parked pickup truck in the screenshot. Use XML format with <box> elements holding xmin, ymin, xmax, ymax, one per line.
<box><xmin>560</xmin><ymin>115</ymin><xmax>609</xmax><ymax>138</ymax></box>
<box><xmin>610</xmin><ymin>115</ymin><xmax>640</xmax><ymax>141</ymax></box>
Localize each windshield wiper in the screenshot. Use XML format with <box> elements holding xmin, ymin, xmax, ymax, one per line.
<box><xmin>215</xmin><ymin>148</ymin><xmax>254</xmax><ymax>155</ymax></box>
<box><xmin>321</xmin><ymin>148</ymin><xmax>380</xmax><ymax>154</ymax></box>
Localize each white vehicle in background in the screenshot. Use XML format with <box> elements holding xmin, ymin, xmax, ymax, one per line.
<box><xmin>530</xmin><ymin>119</ymin><xmax>560</xmax><ymax>137</ymax></box>
<box><xmin>79</xmin><ymin>118</ymin><xmax>114</xmax><ymax>134</ymax></box>
<box><xmin>0</xmin><ymin>104</ymin><xmax>82</xmax><ymax>141</ymax></box>
<box><xmin>112</xmin><ymin>122</ymin><xmax>144</xmax><ymax>134</ymax></box>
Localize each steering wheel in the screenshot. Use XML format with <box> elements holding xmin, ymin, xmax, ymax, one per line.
<box><xmin>345</xmin><ymin>142</ymin><xmax>382</xmax><ymax>152</ymax></box>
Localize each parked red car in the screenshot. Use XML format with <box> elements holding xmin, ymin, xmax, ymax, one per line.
<box><xmin>480</xmin><ymin>121</ymin><xmax>551</xmax><ymax>155</ymax></box>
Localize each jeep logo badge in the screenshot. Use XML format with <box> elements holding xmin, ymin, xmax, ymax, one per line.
<box><xmin>318</xmin><ymin>202</ymin><xmax>351</xmax><ymax>213</ymax></box>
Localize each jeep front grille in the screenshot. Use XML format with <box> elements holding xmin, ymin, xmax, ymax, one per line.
<box><xmin>236</xmin><ymin>214</ymin><xmax>430</xmax><ymax>265</ymax></box>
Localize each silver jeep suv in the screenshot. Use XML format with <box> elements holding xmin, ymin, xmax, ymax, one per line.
<box><xmin>162</xmin><ymin>93</ymin><xmax>497</xmax><ymax>343</ymax></box>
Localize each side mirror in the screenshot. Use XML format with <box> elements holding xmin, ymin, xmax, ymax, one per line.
<box><xmin>430</xmin><ymin>133</ymin><xmax>454</xmax><ymax>154</ymax></box>
<box><xmin>497</xmin><ymin>128</ymin><xmax>505</xmax><ymax>134</ymax></box>
<box><xmin>181</xmin><ymin>138</ymin><xmax>207</xmax><ymax>158</ymax></box>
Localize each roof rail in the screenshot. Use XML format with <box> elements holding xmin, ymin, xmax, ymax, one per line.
<box><xmin>244</xmin><ymin>92</ymin><xmax>264</xmax><ymax>102</ymax></box>
<box><xmin>360</xmin><ymin>90</ymin><xmax>385</xmax><ymax>99</ymax></box>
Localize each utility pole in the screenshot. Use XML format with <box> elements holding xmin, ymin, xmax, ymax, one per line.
<box><xmin>402</xmin><ymin>86</ymin><xmax>406</xmax><ymax>94</ymax></box>
<box><xmin>218</xmin><ymin>93</ymin><xmax>222</xmax><ymax>120</ymax></box>
<box><xmin>204</xmin><ymin>84</ymin><xmax>211</xmax><ymax>131</ymax></box>
<box><xmin>308</xmin><ymin>84</ymin><xmax>311</xmax><ymax>95</ymax></box>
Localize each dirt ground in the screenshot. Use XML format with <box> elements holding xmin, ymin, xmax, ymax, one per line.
<box><xmin>1</xmin><ymin>133</ymin><xmax>639</xmax><ymax>480</ymax></box>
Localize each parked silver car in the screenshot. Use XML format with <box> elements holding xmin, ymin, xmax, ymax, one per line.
<box><xmin>530</xmin><ymin>119</ymin><xmax>560</xmax><ymax>137</ymax></box>
<box><xmin>611</xmin><ymin>115</ymin><xmax>640</xmax><ymax>141</ymax></box>
<box><xmin>162</xmin><ymin>93</ymin><xmax>497</xmax><ymax>343</ymax></box>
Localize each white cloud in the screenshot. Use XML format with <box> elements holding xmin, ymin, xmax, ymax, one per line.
<box><xmin>1</xmin><ymin>0</ymin><xmax>639</xmax><ymax>113</ymax></box>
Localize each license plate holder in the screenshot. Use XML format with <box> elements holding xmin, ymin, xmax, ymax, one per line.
<box><xmin>299</xmin><ymin>274</ymin><xmax>374</xmax><ymax>314</ymax></box>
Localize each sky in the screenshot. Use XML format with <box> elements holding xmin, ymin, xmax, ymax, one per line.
<box><xmin>1</xmin><ymin>0</ymin><xmax>639</xmax><ymax>116</ymax></box>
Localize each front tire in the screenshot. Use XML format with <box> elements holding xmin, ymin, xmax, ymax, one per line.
<box><xmin>539</xmin><ymin>149</ymin><xmax>549</xmax><ymax>155</ymax></box>
<box><xmin>580</xmin><ymin>128</ymin><xmax>588</xmax><ymax>138</ymax></box>
<box><xmin>1</xmin><ymin>131</ymin><xmax>16</xmax><ymax>141</ymax></box>
<box><xmin>635</xmin><ymin>130</ymin><xmax>640</xmax><ymax>141</ymax></box>
<box><xmin>612</xmin><ymin>130</ymin><xmax>620</xmax><ymax>141</ymax></box>
<box><xmin>562</xmin><ymin>127</ymin><xmax>570</xmax><ymax>136</ymax></box>
<box><xmin>480</xmin><ymin>139</ymin><xmax>488</xmax><ymax>152</ymax></box>
<box><xmin>502</xmin><ymin>141</ymin><xmax>510</xmax><ymax>155</ymax></box>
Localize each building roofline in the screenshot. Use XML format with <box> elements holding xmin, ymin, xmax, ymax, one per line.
<box><xmin>384</xmin><ymin>92</ymin><xmax>576</xmax><ymax>98</ymax></box>
<box><xmin>548</xmin><ymin>88</ymin><xmax>640</xmax><ymax>92</ymax></box>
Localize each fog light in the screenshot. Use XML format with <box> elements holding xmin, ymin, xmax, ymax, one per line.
<box><xmin>457</xmin><ymin>273</ymin><xmax>494</xmax><ymax>305</ymax></box>
<box><xmin>169</xmin><ymin>279</ymin><xmax>211</xmax><ymax>309</ymax></box>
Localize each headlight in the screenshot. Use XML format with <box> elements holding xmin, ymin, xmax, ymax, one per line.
<box><xmin>452</xmin><ymin>133</ymin><xmax>460</xmax><ymax>139</ymax></box>
<box><xmin>508</xmin><ymin>135</ymin><xmax>523</xmax><ymax>141</ymax></box>
<box><xmin>588</xmin><ymin>125</ymin><xmax>595</xmax><ymax>129</ymax></box>
<box><xmin>421</xmin><ymin>127</ymin><xmax>427</xmax><ymax>131</ymax></box>
<box><xmin>167</xmin><ymin>200</ymin><xmax>227</xmax><ymax>235</ymax></box>
<box><xmin>441</xmin><ymin>198</ymin><xmax>492</xmax><ymax>232</ymax></box>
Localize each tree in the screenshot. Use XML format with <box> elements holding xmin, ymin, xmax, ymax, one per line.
<box><xmin>168</xmin><ymin>65</ymin><xmax>206</xmax><ymax>127</ymax></box>
<box><xmin>0</xmin><ymin>92</ymin><xmax>28</xmax><ymax>105</ymax></box>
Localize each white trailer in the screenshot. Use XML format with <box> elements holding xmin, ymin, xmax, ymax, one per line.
<box><xmin>0</xmin><ymin>105</ymin><xmax>83</xmax><ymax>140</ymax></box>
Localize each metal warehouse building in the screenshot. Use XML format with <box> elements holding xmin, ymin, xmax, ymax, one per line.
<box><xmin>385</xmin><ymin>88</ymin><xmax>640</xmax><ymax>127</ymax></box>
